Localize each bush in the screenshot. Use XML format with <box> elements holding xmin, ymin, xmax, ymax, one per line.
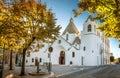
<box><xmin>110</xmin><ymin>56</ymin><xmax>114</xmax><ymax>62</ymax></box>
<box><xmin>118</xmin><ymin>58</ymin><xmax>120</xmax><ymax>63</ymax></box>
<box><xmin>70</xmin><ymin>61</ymin><xmax>73</xmax><ymax>65</ymax></box>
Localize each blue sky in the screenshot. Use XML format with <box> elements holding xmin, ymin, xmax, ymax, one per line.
<box><xmin>41</xmin><ymin>0</ymin><xmax>120</xmax><ymax>58</ymax></box>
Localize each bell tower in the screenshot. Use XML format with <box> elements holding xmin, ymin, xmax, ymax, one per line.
<box><xmin>83</xmin><ymin>15</ymin><xmax>96</xmax><ymax>35</ymax></box>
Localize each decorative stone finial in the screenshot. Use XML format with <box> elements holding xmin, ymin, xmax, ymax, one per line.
<box><xmin>70</xmin><ymin>17</ymin><xmax>73</xmax><ymax>22</ymax></box>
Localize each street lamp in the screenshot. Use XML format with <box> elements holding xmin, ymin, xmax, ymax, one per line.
<box><xmin>48</xmin><ymin>46</ymin><xmax>53</xmax><ymax>74</ymax></box>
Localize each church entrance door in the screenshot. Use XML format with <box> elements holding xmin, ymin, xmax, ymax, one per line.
<box><xmin>59</xmin><ymin>51</ymin><xmax>65</xmax><ymax>64</ymax></box>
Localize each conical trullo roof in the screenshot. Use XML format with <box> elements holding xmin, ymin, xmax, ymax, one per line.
<box><xmin>73</xmin><ymin>37</ymin><xmax>81</xmax><ymax>44</ymax></box>
<box><xmin>62</xmin><ymin>18</ymin><xmax>79</xmax><ymax>35</ymax></box>
<box><xmin>85</xmin><ymin>15</ymin><xmax>94</xmax><ymax>22</ymax></box>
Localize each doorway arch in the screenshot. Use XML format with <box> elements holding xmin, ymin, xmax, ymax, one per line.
<box><xmin>59</xmin><ymin>51</ymin><xmax>65</xmax><ymax>64</ymax></box>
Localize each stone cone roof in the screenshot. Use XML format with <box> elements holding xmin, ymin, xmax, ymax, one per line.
<box><xmin>73</xmin><ymin>37</ymin><xmax>81</xmax><ymax>44</ymax></box>
<box><xmin>62</xmin><ymin>18</ymin><xmax>79</xmax><ymax>35</ymax></box>
<box><xmin>85</xmin><ymin>15</ymin><xmax>94</xmax><ymax>22</ymax></box>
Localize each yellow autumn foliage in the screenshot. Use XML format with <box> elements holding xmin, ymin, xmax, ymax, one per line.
<box><xmin>74</xmin><ymin>0</ymin><xmax>120</xmax><ymax>40</ymax></box>
<box><xmin>0</xmin><ymin>0</ymin><xmax>61</xmax><ymax>52</ymax></box>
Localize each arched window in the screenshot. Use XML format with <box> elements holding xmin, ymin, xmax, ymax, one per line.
<box><xmin>72</xmin><ymin>52</ymin><xmax>75</xmax><ymax>57</ymax></box>
<box><xmin>92</xmin><ymin>50</ymin><xmax>94</xmax><ymax>53</ymax></box>
<box><xmin>39</xmin><ymin>58</ymin><xmax>42</xmax><ymax>62</ymax></box>
<box><xmin>66</xmin><ymin>34</ymin><xmax>69</xmax><ymax>40</ymax></box>
<box><xmin>88</xmin><ymin>24</ymin><xmax>92</xmax><ymax>32</ymax></box>
<box><xmin>32</xmin><ymin>58</ymin><xmax>34</xmax><ymax>62</ymax></box>
<box><xmin>58</xmin><ymin>40</ymin><xmax>61</xmax><ymax>44</ymax></box>
<box><xmin>26</xmin><ymin>60</ymin><xmax>28</xmax><ymax>63</ymax></box>
<box><xmin>83</xmin><ymin>46</ymin><xmax>86</xmax><ymax>51</ymax></box>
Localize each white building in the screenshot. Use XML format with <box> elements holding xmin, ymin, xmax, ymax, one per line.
<box><xmin>25</xmin><ymin>15</ymin><xmax>110</xmax><ymax>66</ymax></box>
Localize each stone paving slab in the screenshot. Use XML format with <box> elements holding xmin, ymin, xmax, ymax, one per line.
<box><xmin>3</xmin><ymin>65</ymin><xmax>96</xmax><ymax>78</ymax></box>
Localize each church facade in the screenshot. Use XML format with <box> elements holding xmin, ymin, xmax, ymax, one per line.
<box><xmin>25</xmin><ymin>16</ymin><xmax>110</xmax><ymax>66</ymax></box>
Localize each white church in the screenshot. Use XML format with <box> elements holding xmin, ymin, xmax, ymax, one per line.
<box><xmin>25</xmin><ymin>15</ymin><xmax>110</xmax><ymax>66</ymax></box>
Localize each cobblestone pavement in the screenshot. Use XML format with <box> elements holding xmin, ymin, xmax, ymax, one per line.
<box><xmin>3</xmin><ymin>65</ymin><xmax>94</xmax><ymax>78</ymax></box>
<box><xmin>93</xmin><ymin>64</ymin><xmax>120</xmax><ymax>78</ymax></box>
<box><xmin>58</xmin><ymin>65</ymin><xmax>120</xmax><ymax>78</ymax></box>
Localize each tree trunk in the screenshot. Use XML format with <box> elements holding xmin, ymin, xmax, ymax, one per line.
<box><xmin>20</xmin><ymin>48</ymin><xmax>27</xmax><ymax>76</ymax></box>
<box><xmin>9</xmin><ymin>50</ymin><xmax>13</xmax><ymax>70</ymax></box>
<box><xmin>20</xmin><ymin>37</ymin><xmax>35</xmax><ymax>76</ymax></box>
<box><xmin>0</xmin><ymin>46</ymin><xmax>5</xmax><ymax>78</ymax></box>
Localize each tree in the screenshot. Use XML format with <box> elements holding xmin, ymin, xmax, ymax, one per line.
<box><xmin>110</xmin><ymin>56</ymin><xmax>114</xmax><ymax>63</ymax></box>
<box><xmin>0</xmin><ymin>0</ymin><xmax>61</xmax><ymax>76</ymax></box>
<box><xmin>118</xmin><ymin>57</ymin><xmax>120</xmax><ymax>63</ymax></box>
<box><xmin>14</xmin><ymin>0</ymin><xmax>61</xmax><ymax>76</ymax></box>
<box><xmin>0</xmin><ymin>1</ymin><xmax>25</xmax><ymax>72</ymax></box>
<box><xmin>0</xmin><ymin>1</ymin><xmax>24</xmax><ymax>77</ymax></box>
<box><xmin>74</xmin><ymin>0</ymin><xmax>120</xmax><ymax>40</ymax></box>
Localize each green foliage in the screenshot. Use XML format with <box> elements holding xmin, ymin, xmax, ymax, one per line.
<box><xmin>118</xmin><ymin>57</ymin><xmax>120</xmax><ymax>63</ymax></box>
<box><xmin>110</xmin><ymin>56</ymin><xmax>114</xmax><ymax>62</ymax></box>
<box><xmin>74</xmin><ymin>0</ymin><xmax>120</xmax><ymax>40</ymax></box>
<box><xmin>70</xmin><ymin>61</ymin><xmax>73</xmax><ymax>65</ymax></box>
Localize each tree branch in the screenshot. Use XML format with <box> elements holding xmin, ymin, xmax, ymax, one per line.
<box><xmin>115</xmin><ymin>0</ymin><xmax>119</xmax><ymax>10</ymax></box>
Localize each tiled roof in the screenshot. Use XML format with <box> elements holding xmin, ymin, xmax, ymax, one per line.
<box><xmin>62</xmin><ymin>18</ymin><xmax>79</xmax><ymax>35</ymax></box>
